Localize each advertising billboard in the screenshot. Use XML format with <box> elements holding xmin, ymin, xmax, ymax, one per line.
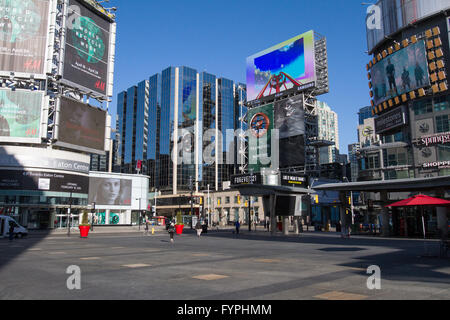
<box><xmin>248</xmin><ymin>103</ymin><xmax>274</xmax><ymax>172</ymax></box>
<box><xmin>62</xmin><ymin>0</ymin><xmax>112</xmax><ymax>96</ymax></box>
<box><xmin>246</xmin><ymin>30</ymin><xmax>316</xmax><ymax>102</ymax></box>
<box><xmin>375</xmin><ymin>105</ymin><xmax>407</xmax><ymax>134</ymax></box>
<box><xmin>274</xmin><ymin>95</ymin><xmax>305</xmax><ymax>139</ymax></box>
<box><xmin>56</xmin><ymin>96</ymin><xmax>106</xmax><ymax>153</ymax></box>
<box><xmin>0</xmin><ymin>89</ymin><xmax>45</xmax><ymax>143</ymax></box>
<box><xmin>279</xmin><ymin>135</ymin><xmax>305</xmax><ymax>168</ymax></box>
<box><xmin>370</xmin><ymin>40</ymin><xmax>430</xmax><ymax>106</ymax></box>
<box><xmin>0</xmin><ymin>0</ymin><xmax>51</xmax><ymax>77</ymax></box>
<box><xmin>88</xmin><ymin>177</ymin><xmax>132</xmax><ymax>206</ymax></box>
<box><xmin>0</xmin><ymin>170</ymin><xmax>89</xmax><ymax>193</ymax></box>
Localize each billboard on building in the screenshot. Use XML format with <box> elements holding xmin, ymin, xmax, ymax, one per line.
<box><xmin>0</xmin><ymin>170</ymin><xmax>89</xmax><ymax>193</ymax></box>
<box><xmin>375</xmin><ymin>105</ymin><xmax>407</xmax><ymax>134</ymax></box>
<box><xmin>279</xmin><ymin>135</ymin><xmax>305</xmax><ymax>168</ymax></box>
<box><xmin>248</xmin><ymin>103</ymin><xmax>274</xmax><ymax>172</ymax></box>
<box><xmin>274</xmin><ymin>95</ymin><xmax>305</xmax><ymax>139</ymax></box>
<box><xmin>88</xmin><ymin>176</ymin><xmax>132</xmax><ymax>206</ymax></box>
<box><xmin>0</xmin><ymin>89</ymin><xmax>45</xmax><ymax>143</ymax></box>
<box><xmin>370</xmin><ymin>40</ymin><xmax>430</xmax><ymax>106</ymax></box>
<box><xmin>62</xmin><ymin>0</ymin><xmax>113</xmax><ymax>96</ymax></box>
<box><xmin>55</xmin><ymin>96</ymin><xmax>107</xmax><ymax>154</ymax></box>
<box><xmin>246</xmin><ymin>30</ymin><xmax>316</xmax><ymax>102</ymax></box>
<box><xmin>0</xmin><ymin>0</ymin><xmax>52</xmax><ymax>78</ymax></box>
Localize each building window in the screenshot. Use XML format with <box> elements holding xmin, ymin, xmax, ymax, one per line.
<box><xmin>436</xmin><ymin>115</ymin><xmax>450</xmax><ymax>133</ymax></box>
<box><xmin>367</xmin><ymin>154</ymin><xmax>380</xmax><ymax>169</ymax></box>
<box><xmin>434</xmin><ymin>96</ymin><xmax>450</xmax><ymax>112</ymax></box>
<box><xmin>413</xmin><ymin>99</ymin><xmax>432</xmax><ymax>115</ymax></box>
<box><xmin>438</xmin><ymin>145</ymin><xmax>450</xmax><ymax>161</ymax></box>
<box><xmin>225</xmin><ymin>197</ymin><xmax>230</xmax><ymax>204</ymax></box>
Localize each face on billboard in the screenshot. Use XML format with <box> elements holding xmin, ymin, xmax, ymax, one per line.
<box><xmin>246</xmin><ymin>30</ymin><xmax>316</xmax><ymax>102</ymax></box>
<box><xmin>274</xmin><ymin>95</ymin><xmax>305</xmax><ymax>139</ymax></box>
<box><xmin>58</xmin><ymin>97</ymin><xmax>106</xmax><ymax>152</ymax></box>
<box><xmin>63</xmin><ymin>0</ymin><xmax>111</xmax><ymax>96</ymax></box>
<box><xmin>0</xmin><ymin>0</ymin><xmax>50</xmax><ymax>76</ymax></box>
<box><xmin>370</xmin><ymin>40</ymin><xmax>430</xmax><ymax>106</ymax></box>
<box><xmin>0</xmin><ymin>89</ymin><xmax>43</xmax><ymax>139</ymax></box>
<box><xmin>89</xmin><ymin>177</ymin><xmax>132</xmax><ymax>206</ymax></box>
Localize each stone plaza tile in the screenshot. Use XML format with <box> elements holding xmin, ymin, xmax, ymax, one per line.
<box><xmin>192</xmin><ymin>274</ymin><xmax>229</xmax><ymax>281</ymax></box>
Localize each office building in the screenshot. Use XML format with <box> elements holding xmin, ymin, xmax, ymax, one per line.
<box><xmin>316</xmin><ymin>101</ymin><xmax>340</xmax><ymax>164</ymax></box>
<box><xmin>116</xmin><ymin>66</ymin><xmax>246</xmax><ymax>203</ymax></box>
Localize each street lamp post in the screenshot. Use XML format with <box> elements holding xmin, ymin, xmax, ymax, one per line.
<box><xmin>67</xmin><ymin>191</ymin><xmax>72</xmax><ymax>237</ymax></box>
<box><xmin>91</xmin><ymin>202</ymin><xmax>96</xmax><ymax>231</ymax></box>
<box><xmin>136</xmin><ymin>198</ymin><xmax>142</xmax><ymax>230</ymax></box>
<box><xmin>207</xmin><ymin>184</ymin><xmax>210</xmax><ymax>227</ymax></box>
<box><xmin>189</xmin><ymin>176</ymin><xmax>194</xmax><ymax>229</ymax></box>
<box><xmin>153</xmin><ymin>189</ymin><xmax>158</xmax><ymax>217</ymax></box>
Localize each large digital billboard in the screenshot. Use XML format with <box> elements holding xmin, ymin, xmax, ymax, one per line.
<box><xmin>370</xmin><ymin>40</ymin><xmax>430</xmax><ymax>106</ymax></box>
<box><xmin>274</xmin><ymin>95</ymin><xmax>305</xmax><ymax>139</ymax></box>
<box><xmin>248</xmin><ymin>103</ymin><xmax>274</xmax><ymax>172</ymax></box>
<box><xmin>0</xmin><ymin>89</ymin><xmax>44</xmax><ymax>142</ymax></box>
<box><xmin>246</xmin><ymin>30</ymin><xmax>316</xmax><ymax>102</ymax></box>
<box><xmin>62</xmin><ymin>0</ymin><xmax>112</xmax><ymax>96</ymax></box>
<box><xmin>56</xmin><ymin>96</ymin><xmax>106</xmax><ymax>153</ymax></box>
<box><xmin>0</xmin><ymin>0</ymin><xmax>51</xmax><ymax>77</ymax></box>
<box><xmin>88</xmin><ymin>177</ymin><xmax>132</xmax><ymax>206</ymax></box>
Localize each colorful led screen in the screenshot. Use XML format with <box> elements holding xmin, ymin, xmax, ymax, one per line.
<box><xmin>246</xmin><ymin>30</ymin><xmax>316</xmax><ymax>102</ymax></box>
<box><xmin>370</xmin><ymin>40</ymin><xmax>430</xmax><ymax>106</ymax></box>
<box><xmin>0</xmin><ymin>0</ymin><xmax>51</xmax><ymax>76</ymax></box>
<box><xmin>0</xmin><ymin>89</ymin><xmax>43</xmax><ymax>140</ymax></box>
<box><xmin>63</xmin><ymin>0</ymin><xmax>111</xmax><ymax>96</ymax></box>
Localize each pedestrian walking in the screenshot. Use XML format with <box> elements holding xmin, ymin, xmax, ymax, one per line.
<box><xmin>195</xmin><ymin>220</ymin><xmax>202</xmax><ymax>237</ymax></box>
<box><xmin>168</xmin><ymin>222</ymin><xmax>175</xmax><ymax>243</ymax></box>
<box><xmin>144</xmin><ymin>217</ymin><xmax>150</xmax><ymax>236</ymax></box>
<box><xmin>235</xmin><ymin>220</ymin><xmax>240</xmax><ymax>235</ymax></box>
<box><xmin>8</xmin><ymin>222</ymin><xmax>14</xmax><ymax>241</ymax></box>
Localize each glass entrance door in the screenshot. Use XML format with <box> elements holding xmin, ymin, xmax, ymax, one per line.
<box><xmin>55</xmin><ymin>214</ymin><xmax>79</xmax><ymax>229</ymax></box>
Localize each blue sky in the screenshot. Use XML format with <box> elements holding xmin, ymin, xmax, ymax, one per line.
<box><xmin>108</xmin><ymin>0</ymin><xmax>371</xmax><ymax>155</ymax></box>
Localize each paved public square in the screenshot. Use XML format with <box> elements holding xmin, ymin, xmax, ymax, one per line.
<box><xmin>0</xmin><ymin>227</ymin><xmax>449</xmax><ymax>300</ymax></box>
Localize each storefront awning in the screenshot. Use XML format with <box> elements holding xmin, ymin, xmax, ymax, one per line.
<box><xmin>312</xmin><ymin>175</ymin><xmax>450</xmax><ymax>192</ymax></box>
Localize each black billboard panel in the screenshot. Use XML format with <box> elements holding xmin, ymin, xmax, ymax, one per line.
<box><xmin>375</xmin><ymin>106</ymin><xmax>407</xmax><ymax>134</ymax></box>
<box><xmin>0</xmin><ymin>170</ymin><xmax>89</xmax><ymax>193</ymax></box>
<box><xmin>63</xmin><ymin>0</ymin><xmax>111</xmax><ymax>96</ymax></box>
<box><xmin>274</xmin><ymin>95</ymin><xmax>305</xmax><ymax>139</ymax></box>
<box><xmin>57</xmin><ymin>96</ymin><xmax>106</xmax><ymax>153</ymax></box>
<box><xmin>280</xmin><ymin>173</ymin><xmax>308</xmax><ymax>188</ymax></box>
<box><xmin>231</xmin><ymin>173</ymin><xmax>262</xmax><ymax>185</ymax></box>
<box><xmin>88</xmin><ymin>177</ymin><xmax>132</xmax><ymax>206</ymax></box>
<box><xmin>0</xmin><ymin>0</ymin><xmax>51</xmax><ymax>77</ymax></box>
<box><xmin>279</xmin><ymin>135</ymin><xmax>305</xmax><ymax>168</ymax></box>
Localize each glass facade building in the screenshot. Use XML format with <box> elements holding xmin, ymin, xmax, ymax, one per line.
<box><xmin>116</xmin><ymin>66</ymin><xmax>246</xmax><ymax>194</ymax></box>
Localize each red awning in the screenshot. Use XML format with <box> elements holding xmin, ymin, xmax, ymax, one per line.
<box><xmin>386</xmin><ymin>195</ymin><xmax>450</xmax><ymax>207</ymax></box>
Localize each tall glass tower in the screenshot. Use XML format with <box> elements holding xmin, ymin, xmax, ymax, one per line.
<box><xmin>116</xmin><ymin>66</ymin><xmax>246</xmax><ymax>194</ymax></box>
